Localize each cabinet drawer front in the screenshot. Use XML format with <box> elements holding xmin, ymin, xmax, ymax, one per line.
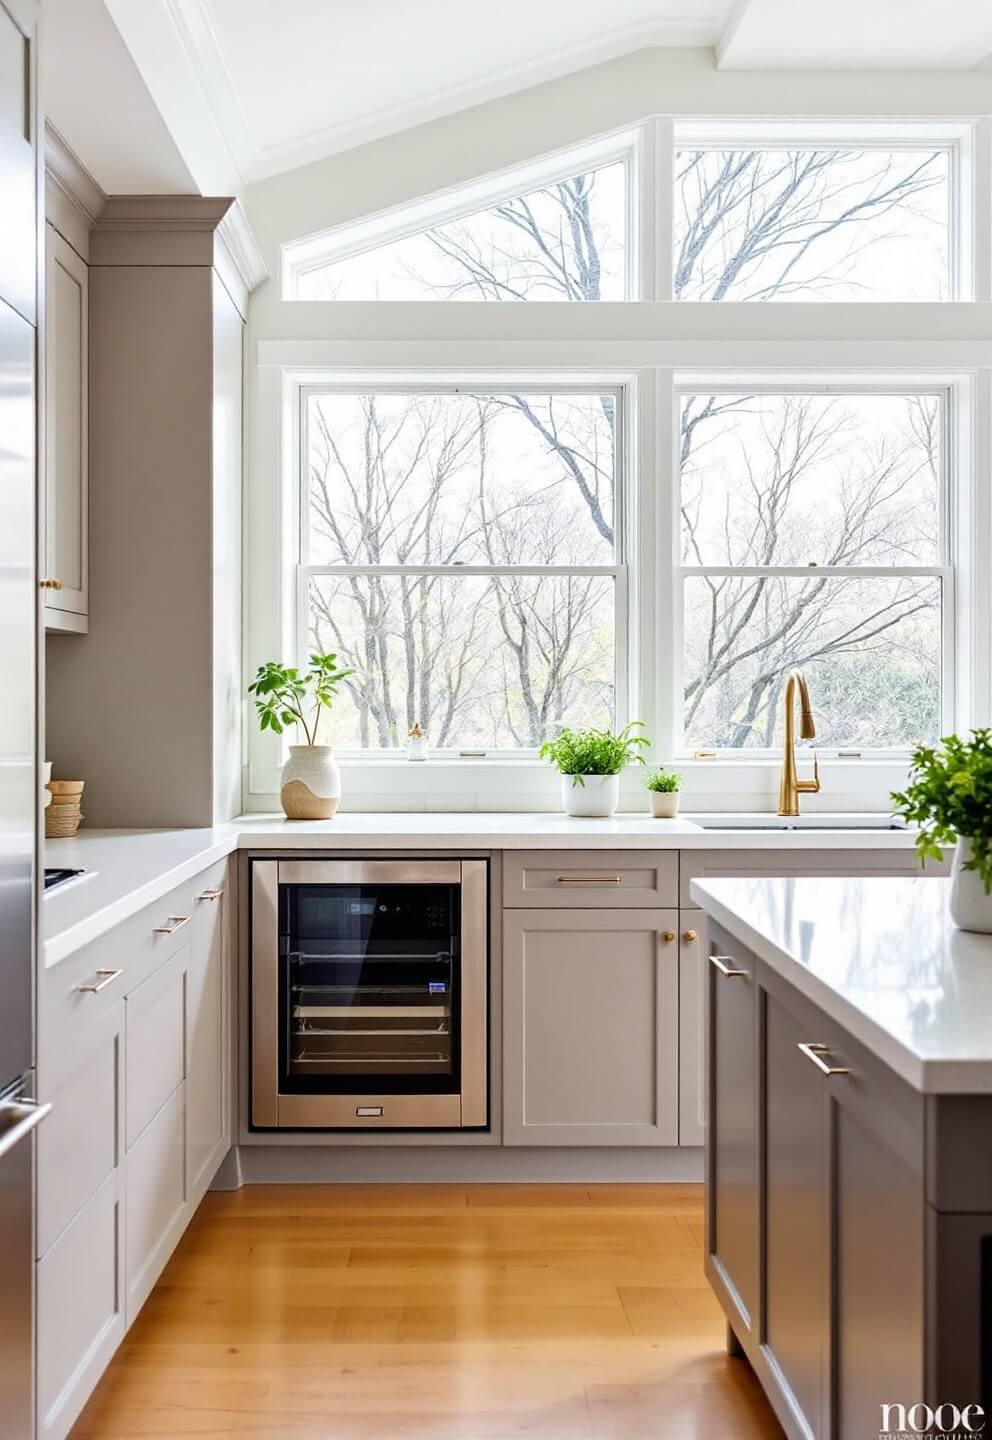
<box><xmin>37</xmin><ymin>1002</ymin><xmax>123</xmax><ymax>1257</ymax></box>
<box><xmin>504</xmin><ymin>850</ymin><xmax>678</xmax><ymax>908</ymax></box>
<box><xmin>40</xmin><ymin>878</ymin><xmax>193</xmax><ymax>1070</ymax></box>
<box><xmin>37</xmin><ymin>1170</ymin><xmax>124</xmax><ymax>1440</ymax></box>
<box><xmin>125</xmin><ymin>945</ymin><xmax>188</xmax><ymax>1147</ymax></box>
<box><xmin>680</xmin><ymin>847</ymin><xmax>934</xmax><ymax>909</ymax></box>
<box><xmin>125</xmin><ymin>1084</ymin><xmax>187</xmax><ymax>1323</ymax></box>
<box><xmin>503</xmin><ymin>909</ymin><xmax>679</xmax><ymax>1146</ymax></box>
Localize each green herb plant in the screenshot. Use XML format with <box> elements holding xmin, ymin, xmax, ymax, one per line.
<box><xmin>539</xmin><ymin>723</ymin><xmax>650</xmax><ymax>786</ymax></box>
<box><xmin>891</xmin><ymin>730</ymin><xmax>992</xmax><ymax>893</ymax></box>
<box><xmin>645</xmin><ymin>767</ymin><xmax>683</xmax><ymax>794</ymax></box>
<box><xmin>248</xmin><ymin>653</ymin><xmax>354</xmax><ymax>746</ymax></box>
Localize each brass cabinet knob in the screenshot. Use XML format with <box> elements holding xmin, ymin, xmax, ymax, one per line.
<box><xmin>683</xmin><ymin>929</ymin><xmax>698</xmax><ymax>943</ymax></box>
<box><xmin>662</xmin><ymin>930</ymin><xmax>676</xmax><ymax>943</ymax></box>
<box><xmin>39</xmin><ymin>578</ymin><xmax>63</xmax><ymax>591</ymax></box>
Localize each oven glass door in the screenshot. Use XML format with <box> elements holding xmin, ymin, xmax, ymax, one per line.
<box><xmin>279</xmin><ymin>882</ymin><xmax>460</xmax><ymax>1095</ymax></box>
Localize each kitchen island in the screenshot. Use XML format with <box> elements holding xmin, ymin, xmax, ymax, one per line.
<box><xmin>691</xmin><ymin>874</ymin><xmax>992</xmax><ymax>1440</ymax></box>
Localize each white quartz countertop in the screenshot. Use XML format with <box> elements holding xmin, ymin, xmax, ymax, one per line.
<box><xmin>691</xmin><ymin>875</ymin><xmax>992</xmax><ymax>1095</ymax></box>
<box><xmin>43</xmin><ymin>811</ymin><xmax>920</xmax><ymax>967</ymax></box>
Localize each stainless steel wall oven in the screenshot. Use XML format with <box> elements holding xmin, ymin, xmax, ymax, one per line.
<box><xmin>251</xmin><ymin>860</ymin><xmax>488</xmax><ymax>1129</ymax></box>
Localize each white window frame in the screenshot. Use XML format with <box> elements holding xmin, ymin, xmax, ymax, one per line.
<box><xmin>667</xmin><ymin>376</ymin><xmax>956</xmax><ymax>762</ymax></box>
<box><xmin>282</xmin><ymin>130</ymin><xmax>642</xmax><ymax>302</ymax></box>
<box><xmin>294</xmin><ymin>378</ymin><xmax>633</xmax><ymax>759</ymax></box>
<box><xmin>671</xmin><ymin>121</ymin><xmax>972</xmax><ymax>302</ymax></box>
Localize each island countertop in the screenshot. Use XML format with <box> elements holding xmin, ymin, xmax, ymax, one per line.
<box><xmin>690</xmin><ymin>874</ymin><xmax>992</xmax><ymax>1094</ymax></box>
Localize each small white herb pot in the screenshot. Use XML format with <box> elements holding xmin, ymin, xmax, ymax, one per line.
<box><xmin>950</xmin><ymin>837</ymin><xmax>992</xmax><ymax>933</ymax></box>
<box><xmin>281</xmin><ymin>745</ymin><xmax>341</xmax><ymax>820</ymax></box>
<box><xmin>649</xmin><ymin>791</ymin><xmax>680</xmax><ymax>819</ymax></box>
<box><xmin>561</xmin><ymin>774</ymin><xmax>620</xmax><ymax>818</ymax></box>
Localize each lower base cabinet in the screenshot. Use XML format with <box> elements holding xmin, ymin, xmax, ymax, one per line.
<box><xmin>705</xmin><ymin>921</ymin><xmax>980</xmax><ymax>1440</ymax></box>
<box><xmin>503</xmin><ymin>908</ymin><xmax>679</xmax><ymax>1145</ymax></box>
<box><xmin>125</xmin><ymin>1085</ymin><xmax>188</xmax><ymax>1322</ymax></box>
<box><xmin>36</xmin><ymin>859</ymin><xmax>232</xmax><ymax>1440</ymax></box>
<box><xmin>36</xmin><ymin>1172</ymin><xmax>124</xmax><ymax>1440</ymax></box>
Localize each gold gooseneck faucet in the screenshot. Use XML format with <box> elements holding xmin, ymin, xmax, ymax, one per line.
<box><xmin>778</xmin><ymin>669</ymin><xmax>821</xmax><ymax>816</ymax></box>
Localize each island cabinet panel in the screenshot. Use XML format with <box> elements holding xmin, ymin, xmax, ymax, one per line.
<box><xmin>503</xmin><ymin>909</ymin><xmax>679</xmax><ymax>1145</ymax></box>
<box><xmin>705</xmin><ymin>924</ymin><xmax>759</xmax><ymax>1340</ymax></box>
<box><xmin>706</xmin><ymin>925</ymin><xmax>930</xmax><ymax>1440</ymax></box>
<box><xmin>762</xmin><ymin>983</ymin><xmax>830</xmax><ymax>1439</ymax></box>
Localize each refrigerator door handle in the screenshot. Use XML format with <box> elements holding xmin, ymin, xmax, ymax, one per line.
<box><xmin>0</xmin><ymin>1100</ymin><xmax>52</xmax><ymax>1161</ymax></box>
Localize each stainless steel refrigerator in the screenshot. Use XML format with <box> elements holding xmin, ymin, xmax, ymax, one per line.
<box><xmin>0</xmin><ymin>294</ymin><xmax>45</xmax><ymax>1439</ymax></box>
<box><xmin>0</xmin><ymin>2</ymin><xmax>46</xmax><ymax>1436</ymax></box>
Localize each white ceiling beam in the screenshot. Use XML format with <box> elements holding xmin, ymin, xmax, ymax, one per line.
<box><xmin>101</xmin><ymin>0</ymin><xmax>244</xmax><ymax>194</ymax></box>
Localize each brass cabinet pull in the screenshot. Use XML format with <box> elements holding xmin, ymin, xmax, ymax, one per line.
<box><xmin>798</xmin><ymin>1042</ymin><xmax>849</xmax><ymax>1077</ymax></box>
<box><xmin>662</xmin><ymin>930</ymin><xmax>676</xmax><ymax>943</ymax></box>
<box><xmin>77</xmin><ymin>968</ymin><xmax>123</xmax><ymax>994</ymax></box>
<box><xmin>710</xmin><ymin>954</ymin><xmax>748</xmax><ymax>978</ymax></box>
<box><xmin>154</xmin><ymin>914</ymin><xmax>191</xmax><ymax>935</ymax></box>
<box><xmin>556</xmin><ymin>875</ymin><xmax>622</xmax><ymax>885</ymax></box>
<box><xmin>197</xmin><ymin>888</ymin><xmax>224</xmax><ymax>901</ymax></box>
<box><xmin>0</xmin><ymin>1100</ymin><xmax>53</xmax><ymax>1160</ymax></box>
<box><xmin>39</xmin><ymin>578</ymin><xmax>63</xmax><ymax>590</ymax></box>
<box><xmin>683</xmin><ymin>929</ymin><xmax>698</xmax><ymax>943</ymax></box>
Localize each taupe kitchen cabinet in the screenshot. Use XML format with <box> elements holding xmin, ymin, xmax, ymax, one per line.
<box><xmin>502</xmin><ymin>909</ymin><xmax>680</xmax><ymax>1145</ymax></box>
<box><xmin>36</xmin><ymin>858</ymin><xmax>232</xmax><ymax>1440</ymax></box>
<box><xmin>43</xmin><ymin>222</ymin><xmax>88</xmax><ymax>631</ymax></box>
<box><xmin>706</xmin><ymin>921</ymin><xmax>930</xmax><ymax>1440</ymax></box>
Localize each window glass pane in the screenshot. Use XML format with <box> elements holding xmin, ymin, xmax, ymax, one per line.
<box><xmin>308</xmin><ymin>574</ymin><xmax>615</xmax><ymax>750</ymax></box>
<box><xmin>674</xmin><ymin>148</ymin><xmax>949</xmax><ymax>301</ymax></box>
<box><xmin>296</xmin><ymin>161</ymin><xmax>626</xmax><ymax>301</ymax></box>
<box><xmin>682</xmin><ymin>575</ymin><xmax>941</xmax><ymax>750</ymax></box>
<box><xmin>680</xmin><ymin>393</ymin><xmax>940</xmax><ymax>566</ymax></box>
<box><xmin>307</xmin><ymin>391</ymin><xmax>616</xmax><ymax>566</ymax></box>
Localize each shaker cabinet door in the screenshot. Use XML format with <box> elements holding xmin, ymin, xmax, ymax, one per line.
<box><xmin>705</xmin><ymin>924</ymin><xmax>759</xmax><ymax>1341</ymax></box>
<box><xmin>44</xmin><ymin>224</ymin><xmax>89</xmax><ymax>629</ymax></box>
<box><xmin>762</xmin><ymin>986</ymin><xmax>829</xmax><ymax>1439</ymax></box>
<box><xmin>503</xmin><ymin>909</ymin><xmax>679</xmax><ymax>1146</ymax></box>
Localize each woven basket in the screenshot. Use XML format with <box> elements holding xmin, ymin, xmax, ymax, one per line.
<box><xmin>44</xmin><ymin>780</ymin><xmax>84</xmax><ymax>838</ymax></box>
<box><xmin>45</xmin><ymin>803</ymin><xmax>83</xmax><ymax>839</ymax></box>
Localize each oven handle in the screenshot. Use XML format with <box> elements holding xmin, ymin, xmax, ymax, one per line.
<box><xmin>277</xmin><ymin>860</ymin><xmax>461</xmax><ymax>886</ymax></box>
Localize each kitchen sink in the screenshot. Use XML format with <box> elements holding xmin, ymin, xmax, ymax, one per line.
<box><xmin>688</xmin><ymin>813</ymin><xmax>909</xmax><ymax>832</ymax></box>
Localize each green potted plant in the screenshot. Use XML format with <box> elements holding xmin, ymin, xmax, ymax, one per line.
<box><xmin>891</xmin><ymin>730</ymin><xmax>992</xmax><ymax>932</ymax></box>
<box><xmin>249</xmin><ymin>653</ymin><xmax>354</xmax><ymax>819</ymax></box>
<box><xmin>645</xmin><ymin>767</ymin><xmax>683</xmax><ymax>819</ymax></box>
<box><xmin>539</xmin><ymin>723</ymin><xmax>649</xmax><ymax>817</ymax></box>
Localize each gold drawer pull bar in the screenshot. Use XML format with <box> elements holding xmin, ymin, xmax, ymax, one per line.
<box><xmin>154</xmin><ymin>914</ymin><xmax>191</xmax><ymax>935</ymax></box>
<box><xmin>798</xmin><ymin>1042</ymin><xmax>849</xmax><ymax>1077</ymax></box>
<box><xmin>78</xmin><ymin>968</ymin><xmax>123</xmax><ymax>994</ymax></box>
<box><xmin>197</xmin><ymin>888</ymin><xmax>224</xmax><ymax>901</ymax></box>
<box><xmin>710</xmin><ymin>954</ymin><xmax>748</xmax><ymax>978</ymax></box>
<box><xmin>556</xmin><ymin>875</ymin><xmax>623</xmax><ymax>885</ymax></box>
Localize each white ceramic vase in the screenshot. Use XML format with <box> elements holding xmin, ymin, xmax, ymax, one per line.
<box><xmin>561</xmin><ymin>773</ymin><xmax>620</xmax><ymax>818</ymax></box>
<box><xmin>280</xmin><ymin>745</ymin><xmax>341</xmax><ymax>820</ymax></box>
<box><xmin>949</xmin><ymin>837</ymin><xmax>992</xmax><ymax>933</ymax></box>
<box><xmin>649</xmin><ymin>791</ymin><xmax>680</xmax><ymax>819</ymax></box>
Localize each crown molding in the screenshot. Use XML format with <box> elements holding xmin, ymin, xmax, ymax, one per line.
<box><xmin>45</xmin><ymin>122</ymin><xmax>107</xmax><ymax>226</ymax></box>
<box><xmin>216</xmin><ymin>197</ymin><xmax>268</xmax><ymax>294</ymax></box>
<box><xmin>162</xmin><ymin>0</ymin><xmax>259</xmax><ymax>180</ymax></box>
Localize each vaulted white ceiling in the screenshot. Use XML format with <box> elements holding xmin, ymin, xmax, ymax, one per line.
<box><xmin>45</xmin><ymin>0</ymin><xmax>992</xmax><ymax>194</ymax></box>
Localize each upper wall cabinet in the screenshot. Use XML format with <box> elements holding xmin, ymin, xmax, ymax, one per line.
<box><xmin>44</xmin><ymin>224</ymin><xmax>88</xmax><ymax>631</ymax></box>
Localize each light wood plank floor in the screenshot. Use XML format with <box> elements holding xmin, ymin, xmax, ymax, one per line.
<box><xmin>72</xmin><ymin>1183</ymin><xmax>784</xmax><ymax>1439</ymax></box>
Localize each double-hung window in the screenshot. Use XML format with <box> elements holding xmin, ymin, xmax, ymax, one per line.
<box><xmin>675</xmin><ymin>385</ymin><xmax>950</xmax><ymax>754</ymax></box>
<box><xmin>299</xmin><ymin>385</ymin><xmax>628</xmax><ymax>753</ymax></box>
